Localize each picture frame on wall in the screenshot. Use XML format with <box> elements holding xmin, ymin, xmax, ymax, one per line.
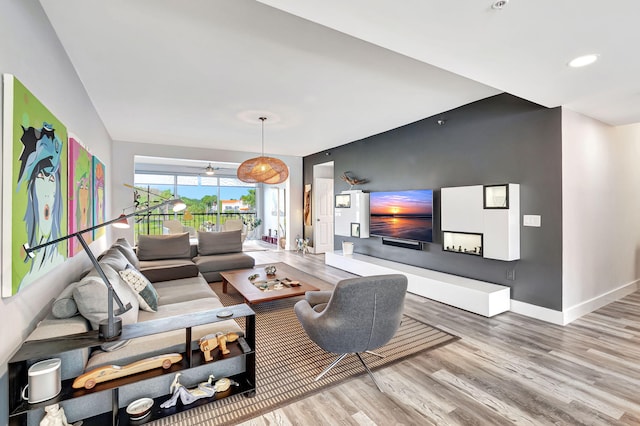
<box><xmin>2</xmin><ymin>74</ymin><xmax>68</xmax><ymax>297</ymax></box>
<box><xmin>351</xmin><ymin>222</ymin><xmax>360</xmax><ymax>238</ymax></box>
<box><xmin>303</xmin><ymin>184</ymin><xmax>312</xmax><ymax>226</ymax></box>
<box><xmin>335</xmin><ymin>193</ymin><xmax>351</xmax><ymax>208</ymax></box>
<box><xmin>68</xmin><ymin>135</ymin><xmax>93</xmax><ymax>257</ymax></box>
<box><xmin>484</xmin><ymin>184</ymin><xmax>509</xmax><ymax>209</ymax></box>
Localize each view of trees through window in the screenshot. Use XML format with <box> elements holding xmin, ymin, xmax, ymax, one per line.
<box><xmin>133</xmin><ymin>173</ymin><xmax>258</xmax><ymax>238</ymax></box>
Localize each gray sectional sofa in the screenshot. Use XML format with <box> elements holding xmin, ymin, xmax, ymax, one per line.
<box><xmin>24</xmin><ymin>230</ymin><xmax>255</xmax><ymax>422</ymax></box>
<box><xmin>27</xmin><ymin>230</ymin><xmax>255</xmax><ymax>378</ymax></box>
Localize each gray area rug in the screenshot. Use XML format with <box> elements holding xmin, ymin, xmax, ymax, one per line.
<box><xmin>148</xmin><ymin>283</ymin><xmax>458</xmax><ymax>425</ymax></box>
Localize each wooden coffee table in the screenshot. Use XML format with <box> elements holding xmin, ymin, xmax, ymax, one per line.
<box><xmin>220</xmin><ymin>263</ymin><xmax>321</xmax><ymax>305</ymax></box>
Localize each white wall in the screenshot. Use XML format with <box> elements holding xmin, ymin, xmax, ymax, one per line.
<box><xmin>0</xmin><ymin>0</ymin><xmax>113</xmax><ymax>422</ymax></box>
<box><xmin>110</xmin><ymin>140</ymin><xmax>303</xmax><ymax>248</ymax></box>
<box><xmin>562</xmin><ymin>109</ymin><xmax>640</xmax><ymax>322</ymax></box>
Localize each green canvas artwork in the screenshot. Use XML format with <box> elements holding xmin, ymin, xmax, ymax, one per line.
<box><xmin>2</xmin><ymin>74</ymin><xmax>68</xmax><ymax>297</ymax></box>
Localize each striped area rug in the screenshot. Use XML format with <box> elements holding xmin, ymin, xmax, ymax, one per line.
<box><xmin>149</xmin><ymin>283</ymin><xmax>458</xmax><ymax>426</ymax></box>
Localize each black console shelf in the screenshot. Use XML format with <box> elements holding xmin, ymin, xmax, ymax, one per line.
<box><xmin>8</xmin><ymin>304</ymin><xmax>256</xmax><ymax>425</ymax></box>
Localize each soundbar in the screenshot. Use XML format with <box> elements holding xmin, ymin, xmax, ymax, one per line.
<box><xmin>382</xmin><ymin>237</ymin><xmax>423</xmax><ymax>251</ymax></box>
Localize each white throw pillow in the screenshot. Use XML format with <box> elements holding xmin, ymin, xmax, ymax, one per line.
<box><xmin>119</xmin><ymin>264</ymin><xmax>159</xmax><ymax>312</ymax></box>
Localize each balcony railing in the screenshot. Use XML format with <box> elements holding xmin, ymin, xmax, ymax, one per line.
<box><xmin>133</xmin><ymin>212</ymin><xmax>258</xmax><ymax>239</ymax></box>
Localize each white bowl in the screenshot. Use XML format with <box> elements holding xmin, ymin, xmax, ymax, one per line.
<box><xmin>126</xmin><ymin>397</ymin><xmax>153</xmax><ymax>420</ymax></box>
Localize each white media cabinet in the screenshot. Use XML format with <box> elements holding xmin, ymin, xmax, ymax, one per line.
<box><xmin>325</xmin><ymin>251</ymin><xmax>510</xmax><ymax>317</ymax></box>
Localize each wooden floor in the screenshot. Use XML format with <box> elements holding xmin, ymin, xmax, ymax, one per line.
<box><xmin>239</xmin><ymin>246</ymin><xmax>640</xmax><ymax>425</ymax></box>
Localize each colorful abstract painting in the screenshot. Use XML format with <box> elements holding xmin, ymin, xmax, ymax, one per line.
<box><xmin>68</xmin><ymin>136</ymin><xmax>93</xmax><ymax>256</ymax></box>
<box><xmin>2</xmin><ymin>74</ymin><xmax>68</xmax><ymax>297</ymax></box>
<box><xmin>92</xmin><ymin>156</ymin><xmax>106</xmax><ymax>240</ymax></box>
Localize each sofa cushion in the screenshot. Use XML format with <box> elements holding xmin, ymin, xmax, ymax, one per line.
<box><xmin>119</xmin><ymin>264</ymin><xmax>159</xmax><ymax>312</ymax></box>
<box><xmin>193</xmin><ymin>252</ymin><xmax>255</xmax><ymax>274</ymax></box>
<box><xmin>52</xmin><ymin>281</ymin><xmax>81</xmax><ymax>319</ymax></box>
<box><xmin>197</xmin><ymin>230</ymin><xmax>242</xmax><ymax>256</ymax></box>
<box><xmin>137</xmin><ymin>233</ymin><xmax>192</xmax><ymax>260</ymax></box>
<box><xmin>138</xmin><ymin>259</ymin><xmax>200</xmax><ymax>283</ymax></box>
<box><xmin>73</xmin><ymin>264</ymin><xmax>140</xmax><ymax>330</ymax></box>
<box><xmin>112</xmin><ymin>238</ymin><xmax>139</xmax><ymax>270</ymax></box>
<box><xmin>153</xmin><ymin>276</ymin><xmax>218</xmax><ymax>305</ymax></box>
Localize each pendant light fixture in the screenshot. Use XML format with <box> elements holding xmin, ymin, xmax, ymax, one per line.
<box><xmin>205</xmin><ymin>163</ymin><xmax>215</xmax><ymax>176</ymax></box>
<box><xmin>237</xmin><ymin>117</ymin><xmax>289</xmax><ymax>184</ymax></box>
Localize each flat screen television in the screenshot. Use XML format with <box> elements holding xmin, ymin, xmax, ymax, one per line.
<box><xmin>369</xmin><ymin>189</ymin><xmax>433</xmax><ymax>243</ymax></box>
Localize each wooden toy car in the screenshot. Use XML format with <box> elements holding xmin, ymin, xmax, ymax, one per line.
<box><xmin>72</xmin><ymin>353</ymin><xmax>183</xmax><ymax>389</ymax></box>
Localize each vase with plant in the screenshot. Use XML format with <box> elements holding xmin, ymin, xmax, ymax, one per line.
<box><xmin>242</xmin><ymin>216</ymin><xmax>262</xmax><ymax>240</ymax></box>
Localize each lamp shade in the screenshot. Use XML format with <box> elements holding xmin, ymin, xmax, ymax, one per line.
<box><xmin>112</xmin><ymin>214</ymin><xmax>131</xmax><ymax>229</ymax></box>
<box><xmin>171</xmin><ymin>199</ymin><xmax>187</xmax><ymax>212</ymax></box>
<box><xmin>237</xmin><ymin>116</ymin><xmax>289</xmax><ymax>184</ymax></box>
<box><xmin>237</xmin><ymin>156</ymin><xmax>289</xmax><ymax>184</ymax></box>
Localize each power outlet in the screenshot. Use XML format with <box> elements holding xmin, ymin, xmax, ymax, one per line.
<box><xmin>506</xmin><ymin>269</ymin><xmax>516</xmax><ymax>280</ymax></box>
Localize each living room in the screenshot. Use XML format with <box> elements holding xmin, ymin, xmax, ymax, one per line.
<box><xmin>3</xmin><ymin>1</ymin><xmax>640</xmax><ymax>425</ymax></box>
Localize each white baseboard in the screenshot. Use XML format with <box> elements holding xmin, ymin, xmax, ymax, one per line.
<box><xmin>511</xmin><ymin>279</ymin><xmax>640</xmax><ymax>325</ymax></box>
<box><xmin>562</xmin><ymin>279</ymin><xmax>640</xmax><ymax>324</ymax></box>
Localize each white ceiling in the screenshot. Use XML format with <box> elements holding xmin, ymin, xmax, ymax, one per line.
<box><xmin>39</xmin><ymin>0</ymin><xmax>640</xmax><ymax>158</ymax></box>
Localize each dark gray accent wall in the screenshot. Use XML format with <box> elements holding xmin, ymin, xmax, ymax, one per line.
<box><xmin>304</xmin><ymin>94</ymin><xmax>563</xmax><ymax>311</ymax></box>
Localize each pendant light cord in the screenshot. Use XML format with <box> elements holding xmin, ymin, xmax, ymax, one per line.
<box><xmin>260</xmin><ymin>116</ymin><xmax>266</xmax><ymax>157</ymax></box>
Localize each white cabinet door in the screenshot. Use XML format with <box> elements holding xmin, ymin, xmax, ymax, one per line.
<box><xmin>441</xmin><ymin>185</ymin><xmax>483</xmax><ymax>232</ymax></box>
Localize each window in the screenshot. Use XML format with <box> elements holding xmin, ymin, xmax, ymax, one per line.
<box><xmin>133</xmin><ymin>172</ymin><xmax>258</xmax><ymax>237</ymax></box>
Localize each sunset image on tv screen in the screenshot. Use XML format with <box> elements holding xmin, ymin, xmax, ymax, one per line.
<box><xmin>370</xmin><ymin>189</ymin><xmax>433</xmax><ymax>242</ymax></box>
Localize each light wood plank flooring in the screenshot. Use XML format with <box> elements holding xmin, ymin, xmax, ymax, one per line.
<box><xmin>238</xmin><ymin>246</ymin><xmax>640</xmax><ymax>425</ymax></box>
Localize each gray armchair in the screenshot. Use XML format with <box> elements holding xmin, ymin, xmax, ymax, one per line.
<box><xmin>294</xmin><ymin>274</ymin><xmax>408</xmax><ymax>392</ymax></box>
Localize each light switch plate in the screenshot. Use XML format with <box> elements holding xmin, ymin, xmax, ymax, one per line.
<box><xmin>523</xmin><ymin>215</ymin><xmax>541</xmax><ymax>227</ymax></box>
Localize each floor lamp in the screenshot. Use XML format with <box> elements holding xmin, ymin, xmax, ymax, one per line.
<box><xmin>23</xmin><ymin>197</ymin><xmax>186</xmax><ymax>340</ymax></box>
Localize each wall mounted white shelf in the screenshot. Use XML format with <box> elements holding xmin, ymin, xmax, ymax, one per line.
<box><xmin>334</xmin><ymin>190</ymin><xmax>370</xmax><ymax>238</ymax></box>
<box><xmin>441</xmin><ymin>184</ymin><xmax>520</xmax><ymax>261</ymax></box>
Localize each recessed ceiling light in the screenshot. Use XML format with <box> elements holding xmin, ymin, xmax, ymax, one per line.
<box><xmin>568</xmin><ymin>54</ymin><xmax>599</xmax><ymax>68</ymax></box>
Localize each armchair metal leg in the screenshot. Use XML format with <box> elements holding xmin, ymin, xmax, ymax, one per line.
<box><xmin>315</xmin><ymin>353</ymin><xmax>348</xmax><ymax>381</ymax></box>
<box><xmin>365</xmin><ymin>350</ymin><xmax>384</xmax><ymax>358</ymax></box>
<box><xmin>314</xmin><ymin>352</ymin><xmax>385</xmax><ymax>392</ymax></box>
<box><xmin>356</xmin><ymin>353</ymin><xmax>384</xmax><ymax>392</ymax></box>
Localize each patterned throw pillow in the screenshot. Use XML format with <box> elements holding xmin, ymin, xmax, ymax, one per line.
<box><xmin>118</xmin><ymin>264</ymin><xmax>159</xmax><ymax>312</ymax></box>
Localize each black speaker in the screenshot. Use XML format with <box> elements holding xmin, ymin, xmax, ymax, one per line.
<box><xmin>382</xmin><ymin>238</ymin><xmax>423</xmax><ymax>251</ymax></box>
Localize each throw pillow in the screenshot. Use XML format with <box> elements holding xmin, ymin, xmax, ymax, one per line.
<box><xmin>52</xmin><ymin>281</ymin><xmax>81</xmax><ymax>319</ymax></box>
<box><xmin>113</xmin><ymin>238</ymin><xmax>140</xmax><ymax>270</ymax></box>
<box><xmin>98</xmin><ymin>247</ymin><xmax>130</xmax><ymax>272</ymax></box>
<box><xmin>137</xmin><ymin>233</ymin><xmax>192</xmax><ymax>260</ymax></box>
<box><xmin>197</xmin><ymin>230</ymin><xmax>242</xmax><ymax>255</ymax></box>
<box><xmin>73</xmin><ymin>264</ymin><xmax>139</xmax><ymax>330</ymax></box>
<box><xmin>119</xmin><ymin>264</ymin><xmax>159</xmax><ymax>312</ymax></box>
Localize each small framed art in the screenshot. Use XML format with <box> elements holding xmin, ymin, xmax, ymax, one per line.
<box><xmin>335</xmin><ymin>193</ymin><xmax>351</xmax><ymax>208</ymax></box>
<box><xmin>484</xmin><ymin>184</ymin><xmax>509</xmax><ymax>209</ymax></box>
<box><xmin>351</xmin><ymin>222</ymin><xmax>360</xmax><ymax>238</ymax></box>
